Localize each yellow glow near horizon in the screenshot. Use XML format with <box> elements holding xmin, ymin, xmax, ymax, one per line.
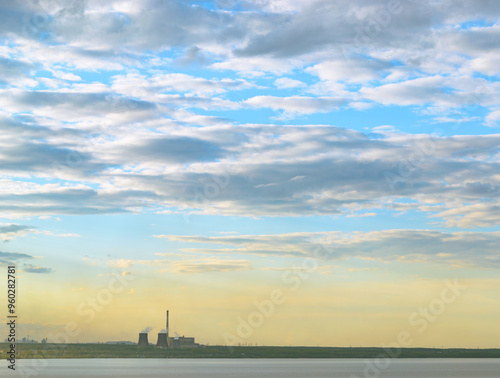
<box><xmin>6</xmin><ymin>267</ymin><xmax>498</xmax><ymax>348</ymax></box>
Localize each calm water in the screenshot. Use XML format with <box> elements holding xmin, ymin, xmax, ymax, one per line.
<box><xmin>2</xmin><ymin>358</ymin><xmax>499</xmax><ymax>377</ymax></box>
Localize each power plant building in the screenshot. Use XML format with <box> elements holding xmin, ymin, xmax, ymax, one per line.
<box><xmin>169</xmin><ymin>336</ymin><xmax>198</xmax><ymax>348</ymax></box>
<box><xmin>138</xmin><ymin>310</ymin><xmax>199</xmax><ymax>348</ymax></box>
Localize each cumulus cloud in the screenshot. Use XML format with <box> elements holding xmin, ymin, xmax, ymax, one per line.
<box><xmin>0</xmin><ymin>0</ymin><xmax>497</xmax><ymax>230</ymax></box>
<box><xmin>0</xmin><ymin>115</ymin><xmax>498</xmax><ymax>226</ymax></box>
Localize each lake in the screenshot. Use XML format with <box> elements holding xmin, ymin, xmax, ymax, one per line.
<box><xmin>2</xmin><ymin>358</ymin><xmax>500</xmax><ymax>377</ymax></box>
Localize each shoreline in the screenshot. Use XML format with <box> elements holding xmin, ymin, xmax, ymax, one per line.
<box><xmin>2</xmin><ymin>344</ymin><xmax>500</xmax><ymax>359</ymax></box>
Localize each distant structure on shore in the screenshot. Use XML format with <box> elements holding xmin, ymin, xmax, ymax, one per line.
<box><xmin>137</xmin><ymin>310</ymin><xmax>199</xmax><ymax>348</ymax></box>
<box><xmin>4</xmin><ymin>335</ymin><xmax>46</xmax><ymax>344</ymax></box>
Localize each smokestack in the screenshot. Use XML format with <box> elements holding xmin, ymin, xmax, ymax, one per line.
<box><xmin>137</xmin><ymin>333</ymin><xmax>149</xmax><ymax>347</ymax></box>
<box><xmin>166</xmin><ymin>310</ymin><xmax>169</xmax><ymax>339</ymax></box>
<box><xmin>156</xmin><ymin>333</ymin><xmax>168</xmax><ymax>347</ymax></box>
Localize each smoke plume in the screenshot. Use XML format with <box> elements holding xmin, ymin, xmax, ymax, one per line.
<box><xmin>141</xmin><ymin>326</ymin><xmax>153</xmax><ymax>333</ymax></box>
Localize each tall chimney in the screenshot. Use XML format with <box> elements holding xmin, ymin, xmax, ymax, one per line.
<box><xmin>166</xmin><ymin>310</ymin><xmax>169</xmax><ymax>338</ymax></box>
<box><xmin>137</xmin><ymin>333</ymin><xmax>149</xmax><ymax>347</ymax></box>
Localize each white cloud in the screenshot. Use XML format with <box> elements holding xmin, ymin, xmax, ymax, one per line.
<box><xmin>168</xmin><ymin>258</ymin><xmax>252</xmax><ymax>274</ymax></box>
<box><xmin>52</xmin><ymin>70</ymin><xmax>81</xmax><ymax>81</ymax></box>
<box><xmin>432</xmin><ymin>202</ymin><xmax>500</xmax><ymax>228</ymax></box>
<box><xmin>0</xmin><ymin>224</ymin><xmax>37</xmax><ymax>241</ymax></box>
<box><xmin>244</xmin><ymin>95</ymin><xmax>347</xmax><ymax>115</ymax></box>
<box><xmin>360</xmin><ymin>76</ymin><xmax>448</xmax><ymax>106</ymax></box>
<box><xmin>306</xmin><ymin>58</ymin><xmax>391</xmax><ymax>83</ymax></box>
<box><xmin>112</xmin><ymin>72</ymin><xmax>254</xmax><ymax>97</ymax></box>
<box><xmin>485</xmin><ymin>109</ymin><xmax>500</xmax><ymax>127</ymax></box>
<box><xmin>274</xmin><ymin>77</ymin><xmax>306</xmax><ymax>89</ymax></box>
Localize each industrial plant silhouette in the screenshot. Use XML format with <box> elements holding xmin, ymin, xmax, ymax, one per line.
<box><xmin>137</xmin><ymin>310</ymin><xmax>199</xmax><ymax>348</ymax></box>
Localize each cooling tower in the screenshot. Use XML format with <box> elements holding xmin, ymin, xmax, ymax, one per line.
<box><xmin>156</xmin><ymin>333</ymin><xmax>168</xmax><ymax>347</ymax></box>
<box><xmin>137</xmin><ymin>333</ymin><xmax>149</xmax><ymax>347</ymax></box>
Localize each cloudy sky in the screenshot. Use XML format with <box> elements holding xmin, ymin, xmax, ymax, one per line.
<box><xmin>0</xmin><ymin>0</ymin><xmax>499</xmax><ymax>347</ymax></box>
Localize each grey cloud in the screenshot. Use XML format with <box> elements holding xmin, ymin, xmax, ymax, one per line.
<box><xmin>0</xmin><ymin>121</ymin><xmax>498</xmax><ymax>225</ymax></box>
<box><xmin>179</xmin><ymin>247</ymin><xmax>306</xmax><ymax>258</ymax></box>
<box><xmin>0</xmin><ymin>223</ymin><xmax>80</xmax><ymax>241</ymax></box>
<box><xmin>5</xmin><ymin>91</ymin><xmax>156</xmax><ymax>114</ymax></box>
<box><xmin>449</xmin><ymin>27</ymin><xmax>500</xmax><ymax>54</ymax></box>
<box><xmin>157</xmin><ymin>229</ymin><xmax>500</xmax><ymax>269</ymax></box>
<box><xmin>0</xmin><ymin>142</ymin><xmax>97</xmax><ymax>174</ymax></box>
<box><xmin>4</xmin><ymin>0</ymin><xmax>421</xmax><ymax>59</ymax></box>
<box><xmin>0</xmin><ymin>0</ymin><xmax>85</xmax><ymax>40</ymax></box>
<box><xmin>0</xmin><ymin>204</ymin><xmax>125</xmax><ymax>216</ymax></box>
<box><xmin>0</xmin><ymin>187</ymin><xmax>160</xmax><ymax>217</ymax></box>
<box><xmin>233</xmin><ymin>0</ymin><xmax>433</xmax><ymax>58</ymax></box>
<box><xmin>130</xmin><ymin>136</ymin><xmax>224</xmax><ymax>164</ymax></box>
<box><xmin>443</xmin><ymin>0</ymin><xmax>500</xmax><ymax>24</ymax></box>
<box><xmin>23</xmin><ymin>264</ymin><xmax>53</xmax><ymax>274</ymax></box>
<box><xmin>0</xmin><ymin>1</ymin><xmax>39</xmax><ymax>37</ymax></box>
<box><xmin>464</xmin><ymin>182</ymin><xmax>498</xmax><ymax>195</ymax></box>
<box><xmin>95</xmin><ymin>126</ymin><xmax>500</xmax><ymax>224</ymax></box>
<box><xmin>232</xmin><ymin>0</ymin><xmax>500</xmax><ymax>59</ymax></box>
<box><xmin>0</xmin><ymin>224</ymin><xmax>34</xmax><ymax>234</ymax></box>
<box><xmin>0</xmin><ymin>116</ymin><xmax>109</xmax><ymax>182</ymax></box>
<box><xmin>49</xmin><ymin>0</ymin><xmax>263</xmax><ymax>51</ymax></box>
<box><xmin>179</xmin><ymin>46</ymin><xmax>208</xmax><ymax>65</ymax></box>
<box><xmin>5</xmin><ymin>0</ymin><xmax>500</xmax><ymax>81</ymax></box>
<box><xmin>0</xmin><ymin>115</ymin><xmax>81</xmax><ymax>138</ymax></box>
<box><xmin>0</xmin><ymin>224</ymin><xmax>38</xmax><ymax>242</ymax></box>
<box><xmin>0</xmin><ymin>136</ymin><xmax>110</xmax><ymax>181</ymax></box>
<box><xmin>0</xmin><ymin>251</ymin><xmax>33</xmax><ymax>265</ymax></box>
<box><xmin>0</xmin><ymin>57</ymin><xmax>34</xmax><ymax>83</ymax></box>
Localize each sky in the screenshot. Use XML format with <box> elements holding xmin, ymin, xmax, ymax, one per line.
<box><xmin>0</xmin><ymin>0</ymin><xmax>499</xmax><ymax>348</ymax></box>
